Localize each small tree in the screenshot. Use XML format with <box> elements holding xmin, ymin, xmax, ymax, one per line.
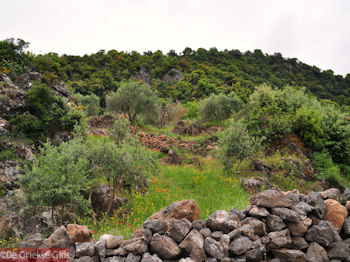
<box><xmin>199</xmin><ymin>93</ymin><xmax>241</xmax><ymax>122</ymax></box>
<box><xmin>20</xmin><ymin>138</ymin><xmax>90</xmax><ymax>224</ymax></box>
<box><xmin>110</xmin><ymin>117</ymin><xmax>131</xmax><ymax>142</ymax></box>
<box><xmin>219</xmin><ymin>121</ymin><xmax>261</xmax><ymax>174</ymax></box>
<box><xmin>86</xmin><ymin>139</ymin><xmax>156</xmax><ymax>217</ymax></box>
<box><xmin>105</xmin><ymin>81</ymin><xmax>158</xmax><ymax>123</ymax></box>
<box><xmin>74</xmin><ymin>93</ymin><xmax>100</xmax><ymax>116</ymax></box>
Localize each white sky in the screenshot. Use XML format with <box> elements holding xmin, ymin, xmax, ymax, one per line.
<box><xmin>1</xmin><ymin>0</ymin><xmax>349</xmax><ymax>76</ymax></box>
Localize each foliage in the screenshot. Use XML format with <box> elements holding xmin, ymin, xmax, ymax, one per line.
<box><xmin>199</xmin><ymin>93</ymin><xmax>241</xmax><ymax>122</ymax></box>
<box><xmin>9</xmin><ymin>83</ymin><xmax>82</xmax><ymax>143</ymax></box>
<box><xmin>220</xmin><ymin>121</ymin><xmax>261</xmax><ymax>173</ymax></box>
<box><xmin>312</xmin><ymin>152</ymin><xmax>347</xmax><ymax>185</ymax></box>
<box><xmin>74</xmin><ymin>93</ymin><xmax>100</xmax><ymax>116</ymax></box>
<box><xmin>110</xmin><ymin>117</ymin><xmax>131</xmax><ymax>143</ymax></box>
<box><xmin>106</xmin><ymin>81</ymin><xmax>158</xmax><ymax>123</ymax></box>
<box><xmin>20</xmin><ymin>138</ymin><xmax>90</xmax><ymax>224</ymax></box>
<box><xmin>184</xmin><ymin>101</ymin><xmax>199</xmax><ymax>119</ymax></box>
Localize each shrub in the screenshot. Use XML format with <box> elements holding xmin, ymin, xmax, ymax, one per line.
<box><xmin>184</xmin><ymin>101</ymin><xmax>199</xmax><ymax>119</ymax></box>
<box><xmin>219</xmin><ymin>121</ymin><xmax>261</xmax><ymax>173</ymax></box>
<box><xmin>74</xmin><ymin>93</ymin><xmax>100</xmax><ymax>116</ymax></box>
<box><xmin>20</xmin><ymin>138</ymin><xmax>90</xmax><ymax>224</ymax></box>
<box><xmin>10</xmin><ymin>83</ymin><xmax>82</xmax><ymax>143</ymax></box>
<box><xmin>312</xmin><ymin>152</ymin><xmax>345</xmax><ymax>185</ymax></box>
<box><xmin>105</xmin><ymin>81</ymin><xmax>158</xmax><ymax>123</ymax></box>
<box><xmin>199</xmin><ymin>93</ymin><xmax>238</xmax><ymax>122</ymax></box>
<box><xmin>295</xmin><ymin>106</ymin><xmax>325</xmax><ymax>150</ymax></box>
<box><xmin>110</xmin><ymin>117</ymin><xmax>130</xmax><ymax>142</ymax></box>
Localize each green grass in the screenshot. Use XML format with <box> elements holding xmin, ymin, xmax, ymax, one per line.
<box><xmin>79</xmin><ymin>160</ymin><xmax>249</xmax><ymax>240</ymax></box>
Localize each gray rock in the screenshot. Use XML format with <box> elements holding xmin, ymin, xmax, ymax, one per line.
<box><xmin>241</xmin><ymin>217</ymin><xmax>266</xmax><ymax>237</ymax></box>
<box><xmin>126</xmin><ymin>253</ymin><xmax>141</xmax><ymax>262</ymax></box>
<box><xmin>272</xmin><ymin>207</ymin><xmax>301</xmax><ymax>223</ymax></box>
<box><xmin>249</xmin><ymin>190</ymin><xmax>293</xmax><ymax>208</ymax></box>
<box><xmin>229</xmin><ymin>208</ymin><xmax>245</xmax><ymax>220</ymax></box>
<box><xmin>291</xmin><ymin>201</ymin><xmax>315</xmax><ymax>216</ymax></box>
<box><xmin>220</xmin><ymin>234</ymin><xmax>230</xmax><ymax>257</ymax></box>
<box><xmin>75</xmin><ymin>242</ymin><xmax>95</xmax><ymax>257</ymax></box>
<box><xmin>105</xmin><ymin>257</ymin><xmax>126</xmax><ymax>262</ymax></box>
<box><xmin>261</xmin><ymin>229</ymin><xmax>292</xmax><ymax>251</ymax></box>
<box><xmin>110</xmin><ymin>237</ymin><xmax>147</xmax><ymax>256</ymax></box>
<box><xmin>200</xmin><ymin>228</ymin><xmax>211</xmax><ymax>238</ymax></box>
<box><xmin>211</xmin><ymin>231</ymin><xmax>223</xmax><ymax>241</ymax></box>
<box><xmin>0</xmin><ymin>160</ymin><xmax>23</xmax><ymax>190</ymax></box>
<box><xmin>141</xmin><ymin>252</ymin><xmax>162</xmax><ymax>262</ymax></box>
<box><xmin>306</xmin><ymin>192</ymin><xmax>326</xmax><ymax>219</ymax></box>
<box><xmin>272</xmin><ymin>249</ymin><xmax>307</xmax><ymax>262</ymax></box>
<box><xmin>320</xmin><ymin>188</ymin><xmax>341</xmax><ymax>202</ymax></box>
<box><xmin>144</xmin><ymin>220</ymin><xmax>168</xmax><ymax>235</ymax></box>
<box><xmin>19</xmin><ymin>233</ymin><xmax>44</xmax><ymax>248</ymax></box>
<box><xmin>150</xmin><ymin>234</ymin><xmax>180</xmax><ymax>260</ymax></box>
<box><xmin>265</xmin><ymin>215</ymin><xmax>286</xmax><ymax>231</ymax></box>
<box><xmin>328</xmin><ymin>242</ymin><xmax>350</xmax><ymax>261</ymax></box>
<box><xmin>46</xmin><ymin>226</ymin><xmax>70</xmax><ymax>248</ymax></box>
<box><xmin>288</xmin><ymin>216</ymin><xmax>312</xmax><ymax>236</ymax></box>
<box><xmin>292</xmin><ymin>236</ymin><xmax>308</xmax><ymax>250</ymax></box>
<box><xmin>179</xmin><ymin>229</ymin><xmax>206</xmax><ymax>262</ymax></box>
<box><xmin>169</xmin><ymin>218</ymin><xmax>191</xmax><ymax>243</ymax></box>
<box><xmin>306</xmin><ymin>242</ymin><xmax>329</xmax><ymax>262</ymax></box>
<box><xmin>99</xmin><ymin>234</ymin><xmax>124</xmax><ymax>249</ymax></box>
<box><xmin>245</xmin><ymin>244</ymin><xmax>265</xmax><ymax>262</ymax></box>
<box><xmin>74</xmin><ymin>256</ymin><xmax>98</xmax><ymax>262</ymax></box>
<box><xmin>342</xmin><ymin>188</ymin><xmax>350</xmax><ymax>204</ymax></box>
<box><xmin>179</xmin><ymin>258</ymin><xmax>195</xmax><ymax>262</ymax></box>
<box><xmin>204</xmin><ymin>237</ymin><xmax>224</xmax><ymax>260</ymax></box>
<box><xmin>239</xmin><ymin>225</ymin><xmax>259</xmax><ymax>241</ymax></box>
<box><xmin>343</xmin><ymin>217</ymin><xmax>350</xmax><ymax>236</ymax></box>
<box><xmin>229</xmin><ymin>236</ymin><xmax>253</xmax><ymax>255</ymax></box>
<box><xmin>305</xmin><ymin>221</ymin><xmax>341</xmax><ymax>247</ymax></box>
<box><xmin>207</xmin><ymin>210</ymin><xmax>240</xmax><ymax>233</ymax></box>
<box><xmin>192</xmin><ymin>220</ymin><xmax>206</xmax><ymax>230</ymax></box>
<box><xmin>248</xmin><ymin>205</ymin><xmax>269</xmax><ymax>218</ymax></box>
<box><xmin>96</xmin><ymin>240</ymin><xmax>106</xmax><ymax>258</ymax></box>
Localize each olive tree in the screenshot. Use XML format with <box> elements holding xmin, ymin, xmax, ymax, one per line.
<box><xmin>106</xmin><ymin>81</ymin><xmax>158</xmax><ymax>123</ymax></box>
<box><xmin>219</xmin><ymin>121</ymin><xmax>261</xmax><ymax>174</ymax></box>
<box><xmin>20</xmin><ymin>138</ymin><xmax>90</xmax><ymax>224</ymax></box>
<box><xmin>199</xmin><ymin>92</ymin><xmax>242</xmax><ymax>122</ymax></box>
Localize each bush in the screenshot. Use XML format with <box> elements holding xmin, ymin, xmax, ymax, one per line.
<box><xmin>199</xmin><ymin>93</ymin><xmax>240</xmax><ymax>122</ymax></box>
<box><xmin>74</xmin><ymin>93</ymin><xmax>100</xmax><ymax>116</ymax></box>
<box><xmin>106</xmin><ymin>81</ymin><xmax>158</xmax><ymax>123</ymax></box>
<box><xmin>295</xmin><ymin>106</ymin><xmax>325</xmax><ymax>150</ymax></box>
<box><xmin>312</xmin><ymin>152</ymin><xmax>346</xmax><ymax>185</ymax></box>
<box><xmin>20</xmin><ymin>138</ymin><xmax>90</xmax><ymax>224</ymax></box>
<box><xmin>110</xmin><ymin>117</ymin><xmax>130</xmax><ymax>142</ymax></box>
<box><xmin>184</xmin><ymin>101</ymin><xmax>199</xmax><ymax>119</ymax></box>
<box><xmin>219</xmin><ymin>121</ymin><xmax>261</xmax><ymax>173</ymax></box>
<box><xmin>10</xmin><ymin>83</ymin><xmax>82</xmax><ymax>143</ymax></box>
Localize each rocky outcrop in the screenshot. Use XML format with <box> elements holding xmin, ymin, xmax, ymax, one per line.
<box><xmin>20</xmin><ymin>188</ymin><xmax>350</xmax><ymax>261</ymax></box>
<box><xmin>0</xmin><ymin>72</ymin><xmax>71</xmax><ymax>120</ymax></box>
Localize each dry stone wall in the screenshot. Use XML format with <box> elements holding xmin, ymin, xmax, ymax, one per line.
<box><xmin>25</xmin><ymin>188</ymin><xmax>350</xmax><ymax>261</ymax></box>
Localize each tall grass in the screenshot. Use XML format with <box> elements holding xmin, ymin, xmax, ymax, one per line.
<box><xmin>80</xmin><ymin>161</ymin><xmax>249</xmax><ymax>240</ymax></box>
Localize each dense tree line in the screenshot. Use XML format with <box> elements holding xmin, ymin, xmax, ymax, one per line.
<box><xmin>1</xmin><ymin>38</ymin><xmax>350</xmax><ymax>107</ymax></box>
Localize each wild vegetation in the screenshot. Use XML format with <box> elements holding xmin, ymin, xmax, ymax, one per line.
<box><xmin>1</xmin><ymin>38</ymin><xmax>350</xmax><ymax>244</ymax></box>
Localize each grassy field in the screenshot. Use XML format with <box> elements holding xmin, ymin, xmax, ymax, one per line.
<box><xmin>82</xmin><ymin>160</ymin><xmax>249</xmax><ymax>240</ymax></box>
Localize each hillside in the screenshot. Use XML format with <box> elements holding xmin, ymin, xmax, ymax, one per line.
<box><xmin>1</xmin><ymin>38</ymin><xmax>350</xmax><ymax>106</ymax></box>
<box><xmin>1</xmin><ymin>38</ymin><xmax>350</xmax><ymax>260</ymax></box>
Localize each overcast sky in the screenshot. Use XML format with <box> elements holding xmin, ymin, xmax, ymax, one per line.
<box><xmin>1</xmin><ymin>0</ymin><xmax>349</xmax><ymax>76</ymax></box>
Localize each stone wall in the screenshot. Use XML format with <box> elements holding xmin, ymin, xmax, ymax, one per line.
<box><xmin>23</xmin><ymin>188</ymin><xmax>350</xmax><ymax>261</ymax></box>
